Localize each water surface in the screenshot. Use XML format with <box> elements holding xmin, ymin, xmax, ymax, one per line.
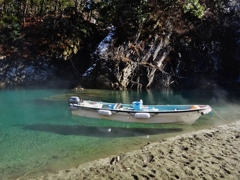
<box><xmin>0</xmin><ymin>88</ymin><xmax>239</xmax><ymax>180</ymax></box>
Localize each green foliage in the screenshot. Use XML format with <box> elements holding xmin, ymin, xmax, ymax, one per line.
<box><xmin>40</xmin><ymin>5</ymin><xmax>94</xmax><ymax>55</ymax></box>
<box><xmin>183</xmin><ymin>0</ymin><xmax>205</xmax><ymax>19</ymax></box>
<box><xmin>40</xmin><ymin>0</ymin><xmax>92</xmax><ymax>39</ymax></box>
<box><xmin>97</xmin><ymin>0</ymin><xmax>149</xmax><ymax>39</ymax></box>
<box><xmin>0</xmin><ymin>0</ymin><xmax>214</xmax><ymax>59</ymax></box>
<box><xmin>0</xmin><ymin>15</ymin><xmax>21</xmax><ymax>43</ymax></box>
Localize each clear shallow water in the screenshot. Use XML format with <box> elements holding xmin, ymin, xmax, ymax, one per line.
<box><xmin>0</xmin><ymin>88</ymin><xmax>240</xmax><ymax>180</ymax></box>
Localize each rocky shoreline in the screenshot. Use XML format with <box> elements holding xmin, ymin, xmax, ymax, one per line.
<box><xmin>24</xmin><ymin>121</ymin><xmax>240</xmax><ymax>180</ymax></box>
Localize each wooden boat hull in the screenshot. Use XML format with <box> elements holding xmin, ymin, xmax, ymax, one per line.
<box><xmin>68</xmin><ymin>96</ymin><xmax>212</xmax><ymax>125</ymax></box>
<box><xmin>69</xmin><ymin>104</ymin><xmax>212</xmax><ymax>125</ymax></box>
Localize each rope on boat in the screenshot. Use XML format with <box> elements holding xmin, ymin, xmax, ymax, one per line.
<box><xmin>212</xmin><ymin>108</ymin><xmax>227</xmax><ymax>122</ymax></box>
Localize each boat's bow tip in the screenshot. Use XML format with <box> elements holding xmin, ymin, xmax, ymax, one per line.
<box><xmin>200</xmin><ymin>105</ymin><xmax>212</xmax><ymax>115</ymax></box>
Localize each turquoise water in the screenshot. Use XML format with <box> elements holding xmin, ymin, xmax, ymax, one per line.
<box><xmin>0</xmin><ymin>88</ymin><xmax>240</xmax><ymax>180</ymax></box>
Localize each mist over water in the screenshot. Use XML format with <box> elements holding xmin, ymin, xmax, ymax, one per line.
<box><xmin>0</xmin><ymin>88</ymin><xmax>239</xmax><ymax>179</ymax></box>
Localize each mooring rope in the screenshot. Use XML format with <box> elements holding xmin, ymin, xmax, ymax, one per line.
<box><xmin>212</xmin><ymin>108</ymin><xmax>227</xmax><ymax>122</ymax></box>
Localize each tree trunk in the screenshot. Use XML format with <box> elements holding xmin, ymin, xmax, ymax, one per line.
<box><xmin>39</xmin><ymin>0</ymin><xmax>45</xmax><ymax>18</ymax></box>
<box><xmin>23</xmin><ymin>0</ymin><xmax>29</xmax><ymax>27</ymax></box>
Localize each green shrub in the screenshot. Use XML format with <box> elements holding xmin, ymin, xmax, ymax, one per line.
<box><xmin>0</xmin><ymin>15</ymin><xmax>21</xmax><ymax>42</ymax></box>
<box><xmin>183</xmin><ymin>0</ymin><xmax>205</xmax><ymax>19</ymax></box>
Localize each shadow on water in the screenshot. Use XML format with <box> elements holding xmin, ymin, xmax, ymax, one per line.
<box><xmin>22</xmin><ymin>124</ymin><xmax>183</xmax><ymax>138</ymax></box>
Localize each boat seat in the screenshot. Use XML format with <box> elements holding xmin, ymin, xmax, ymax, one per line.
<box><xmin>114</xmin><ymin>103</ymin><xmax>122</xmax><ymax>109</ymax></box>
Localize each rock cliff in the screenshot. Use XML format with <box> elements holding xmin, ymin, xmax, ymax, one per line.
<box><xmin>0</xmin><ymin>0</ymin><xmax>239</xmax><ymax>90</ymax></box>
<box><xmin>81</xmin><ymin>0</ymin><xmax>240</xmax><ymax>90</ymax></box>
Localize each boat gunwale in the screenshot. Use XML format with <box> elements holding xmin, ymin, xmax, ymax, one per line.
<box><xmin>70</xmin><ymin>104</ymin><xmax>210</xmax><ymax>114</ymax></box>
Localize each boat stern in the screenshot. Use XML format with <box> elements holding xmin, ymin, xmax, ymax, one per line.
<box><xmin>69</xmin><ymin>96</ymin><xmax>81</xmax><ymax>105</ymax></box>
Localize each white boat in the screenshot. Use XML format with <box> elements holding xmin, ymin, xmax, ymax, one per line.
<box><xmin>68</xmin><ymin>96</ymin><xmax>212</xmax><ymax>125</ymax></box>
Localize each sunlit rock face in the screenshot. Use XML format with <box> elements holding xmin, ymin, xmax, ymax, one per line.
<box><xmin>81</xmin><ymin>1</ymin><xmax>240</xmax><ymax>90</ymax></box>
